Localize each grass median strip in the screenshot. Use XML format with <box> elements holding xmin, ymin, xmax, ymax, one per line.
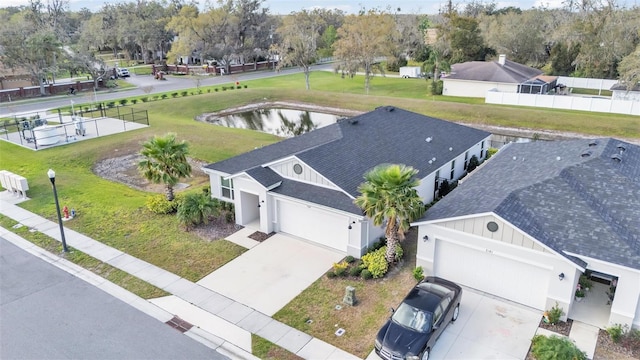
<box><xmin>251</xmin><ymin>335</ymin><xmax>303</xmax><ymax>360</ymax></box>
<box><xmin>0</xmin><ymin>215</ymin><xmax>169</xmax><ymax>299</ymax></box>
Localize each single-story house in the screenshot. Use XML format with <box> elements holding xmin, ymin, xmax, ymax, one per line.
<box><xmin>203</xmin><ymin>106</ymin><xmax>491</xmax><ymax>257</ymax></box>
<box><xmin>611</xmin><ymin>83</ymin><xmax>640</xmax><ymax>102</ymax></box>
<box><xmin>413</xmin><ymin>138</ymin><xmax>640</xmax><ymax>329</ymax></box>
<box><xmin>443</xmin><ymin>55</ymin><xmax>556</xmax><ymax>98</ymax></box>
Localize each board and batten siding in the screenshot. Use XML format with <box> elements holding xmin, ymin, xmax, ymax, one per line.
<box><xmin>439</xmin><ymin>215</ymin><xmax>549</xmax><ymax>253</ymax></box>
<box><xmin>269</xmin><ymin>159</ymin><xmax>337</xmax><ymax>189</ymax></box>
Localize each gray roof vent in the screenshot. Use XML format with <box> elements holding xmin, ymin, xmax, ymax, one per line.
<box><xmin>611</xmin><ymin>153</ymin><xmax>622</xmax><ymax>162</ymax></box>
<box><xmin>616</xmin><ymin>143</ymin><xmax>626</xmax><ymax>152</ymax></box>
<box><xmin>588</xmin><ymin>140</ymin><xmax>598</xmax><ymax>147</ymax></box>
<box><xmin>581</xmin><ymin>150</ymin><xmax>592</xmax><ymax>158</ymax></box>
<box><xmin>386</xmin><ymin>106</ymin><xmax>395</xmax><ymax>112</ymax></box>
<box><xmin>348</xmin><ymin>119</ymin><xmax>359</xmax><ymax>125</ymax></box>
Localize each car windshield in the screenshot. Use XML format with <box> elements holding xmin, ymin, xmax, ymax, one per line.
<box><xmin>391</xmin><ymin>303</ymin><xmax>433</xmax><ymax>333</ymax></box>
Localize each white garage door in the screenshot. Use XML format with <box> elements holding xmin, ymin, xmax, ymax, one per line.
<box><xmin>435</xmin><ymin>239</ymin><xmax>550</xmax><ymax>310</ymax></box>
<box><xmin>277</xmin><ymin>200</ymin><xmax>348</xmax><ymax>252</ymax></box>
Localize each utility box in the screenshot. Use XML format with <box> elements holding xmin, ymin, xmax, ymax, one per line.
<box><xmin>399</xmin><ymin>66</ymin><xmax>422</xmax><ymax>78</ymax></box>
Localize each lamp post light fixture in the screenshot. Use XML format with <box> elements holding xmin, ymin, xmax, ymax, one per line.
<box><xmin>47</xmin><ymin>169</ymin><xmax>69</xmax><ymax>253</ymax></box>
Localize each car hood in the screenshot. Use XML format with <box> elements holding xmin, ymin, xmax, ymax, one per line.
<box><xmin>378</xmin><ymin>320</ymin><xmax>430</xmax><ymax>356</ymax></box>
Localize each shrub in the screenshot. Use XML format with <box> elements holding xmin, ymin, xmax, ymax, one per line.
<box><xmin>531</xmin><ymin>335</ymin><xmax>587</xmax><ymax>360</ymax></box>
<box><xmin>326</xmin><ymin>271</ymin><xmax>337</xmax><ymax>279</ymax></box>
<box><xmin>207</xmin><ymin>89</ymin><xmax>211</xmax><ymax>93</ymax></box>
<box><xmin>486</xmin><ymin>147</ymin><xmax>498</xmax><ymax>160</ymax></box>
<box><xmin>225</xmin><ymin>211</ymin><xmax>234</xmax><ymax>223</ymax></box>
<box><xmin>105</xmin><ymin>79</ymin><xmax>117</xmax><ymax>88</ymax></box>
<box><xmin>413</xmin><ymin>266</ymin><xmax>424</xmax><ymax>281</ymax></box>
<box><xmin>349</xmin><ymin>265</ymin><xmax>363</xmax><ymax>277</ymax></box>
<box><xmin>151</xmin><ymin>95</ymin><xmax>158</xmax><ymax>101</ymax></box>
<box><xmin>119</xmin><ymin>99</ymin><xmax>127</xmax><ymax>106</ymax></box>
<box><xmin>579</xmin><ymin>274</ymin><xmax>593</xmax><ymax>290</ymax></box>
<box><xmin>607</xmin><ymin>324</ymin><xmax>625</xmax><ymax>343</ymax></box>
<box><xmin>171</xmin><ymin>92</ymin><xmax>178</xmax><ymax>98</ymax></box>
<box><xmin>222</xmin><ymin>86</ymin><xmax>227</xmax><ymax>91</ymax></box>
<box><xmin>145</xmin><ymin>194</ymin><xmax>179</xmax><ymax>214</ymax></box>
<box><xmin>106</xmin><ymin>101</ymin><xmax>115</xmax><ymax>108</ymax></box>
<box><xmin>361</xmin><ymin>269</ymin><xmax>373</xmax><ymax>280</ymax></box>
<box><xmin>345</xmin><ymin>255</ymin><xmax>355</xmax><ymax>263</ymax></box>
<box><xmin>161</xmin><ymin>94</ymin><xmax>168</xmax><ymax>99</ymax></box>
<box><xmin>243</xmin><ymin>84</ymin><xmax>248</xmax><ymax>88</ymax></box>
<box><xmin>131</xmin><ymin>99</ymin><xmax>138</xmax><ymax>104</ymax></box>
<box><xmin>361</xmin><ymin>247</ymin><xmax>389</xmax><ymax>278</ymax></box>
<box><xmin>546</xmin><ymin>302</ymin><xmax>564</xmax><ymax>325</ymax></box>
<box><xmin>141</xmin><ymin>96</ymin><xmax>149</xmax><ymax>102</ymax></box>
<box><xmin>215</xmin><ymin>88</ymin><xmax>219</xmax><ymax>92</ymax></box>
<box><xmin>430</xmin><ymin>80</ymin><xmax>443</xmax><ymax>95</ymax></box>
<box><xmin>467</xmin><ymin>155</ymin><xmax>480</xmax><ymax>172</ymax></box>
<box><xmin>181</xmin><ymin>91</ymin><xmax>188</xmax><ymax>97</ymax></box>
<box><xmin>394</xmin><ymin>244</ymin><xmax>404</xmax><ymax>262</ymax></box>
<box><xmin>176</xmin><ymin>192</ymin><xmax>220</xmax><ymax>229</ymax></box>
<box><xmin>332</xmin><ymin>261</ymin><xmax>348</xmax><ymax>276</ymax></box>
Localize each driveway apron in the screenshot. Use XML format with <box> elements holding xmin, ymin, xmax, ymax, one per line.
<box><xmin>197</xmin><ymin>233</ymin><xmax>345</xmax><ymax>316</ymax></box>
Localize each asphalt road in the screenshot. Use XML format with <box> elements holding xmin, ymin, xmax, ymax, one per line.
<box><xmin>0</xmin><ymin>237</ymin><xmax>228</xmax><ymax>360</ymax></box>
<box><xmin>1</xmin><ymin>63</ymin><xmax>334</xmax><ymax>117</ymax></box>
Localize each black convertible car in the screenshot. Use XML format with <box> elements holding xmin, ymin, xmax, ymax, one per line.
<box><xmin>374</xmin><ymin>276</ymin><xmax>463</xmax><ymax>360</ymax></box>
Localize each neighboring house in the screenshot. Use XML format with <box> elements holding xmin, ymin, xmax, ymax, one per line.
<box><xmin>611</xmin><ymin>83</ymin><xmax>640</xmax><ymax>101</ymax></box>
<box><xmin>203</xmin><ymin>106</ymin><xmax>491</xmax><ymax>257</ymax></box>
<box><xmin>413</xmin><ymin>138</ymin><xmax>640</xmax><ymax>329</ymax></box>
<box><xmin>443</xmin><ymin>55</ymin><xmax>556</xmax><ymax>98</ymax></box>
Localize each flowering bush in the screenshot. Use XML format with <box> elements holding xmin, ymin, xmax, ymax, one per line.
<box><xmin>361</xmin><ymin>247</ymin><xmax>389</xmax><ymax>278</ymax></box>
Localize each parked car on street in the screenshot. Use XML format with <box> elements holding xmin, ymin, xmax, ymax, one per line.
<box><xmin>374</xmin><ymin>277</ymin><xmax>462</xmax><ymax>360</ymax></box>
<box><xmin>116</xmin><ymin>68</ymin><xmax>130</xmax><ymax>77</ymax></box>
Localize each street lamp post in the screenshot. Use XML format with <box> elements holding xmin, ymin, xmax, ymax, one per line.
<box><xmin>47</xmin><ymin>169</ymin><xmax>69</xmax><ymax>253</ymax></box>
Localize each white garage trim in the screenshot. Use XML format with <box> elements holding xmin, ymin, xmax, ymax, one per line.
<box><xmin>434</xmin><ymin>238</ymin><xmax>551</xmax><ymax>310</ymax></box>
<box><xmin>276</xmin><ymin>198</ymin><xmax>349</xmax><ymax>252</ymax></box>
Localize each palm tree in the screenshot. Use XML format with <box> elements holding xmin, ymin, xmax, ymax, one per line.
<box><xmin>138</xmin><ymin>133</ymin><xmax>192</xmax><ymax>201</ymax></box>
<box><xmin>177</xmin><ymin>193</ymin><xmax>220</xmax><ymax>230</ymax></box>
<box><xmin>355</xmin><ymin>164</ymin><xmax>426</xmax><ymax>263</ymax></box>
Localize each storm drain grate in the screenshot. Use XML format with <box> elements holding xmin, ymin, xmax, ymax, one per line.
<box><xmin>165</xmin><ymin>316</ymin><xmax>193</xmax><ymax>333</ymax></box>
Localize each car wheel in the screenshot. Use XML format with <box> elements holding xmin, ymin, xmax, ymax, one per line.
<box><xmin>452</xmin><ymin>304</ymin><xmax>460</xmax><ymax>322</ymax></box>
<box><xmin>421</xmin><ymin>348</ymin><xmax>430</xmax><ymax>360</ymax></box>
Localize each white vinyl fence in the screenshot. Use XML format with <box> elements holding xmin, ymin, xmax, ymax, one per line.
<box><xmin>556</xmin><ymin>76</ymin><xmax>619</xmax><ymax>92</ymax></box>
<box><xmin>485</xmin><ymin>91</ymin><xmax>640</xmax><ymax>116</ymax></box>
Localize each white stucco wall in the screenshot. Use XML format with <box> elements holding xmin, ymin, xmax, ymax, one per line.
<box><xmin>443</xmin><ymin>79</ymin><xmax>518</xmax><ymax>97</ymax></box>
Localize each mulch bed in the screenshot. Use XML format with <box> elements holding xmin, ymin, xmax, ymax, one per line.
<box><xmin>249</xmin><ymin>231</ymin><xmax>275</xmax><ymax>242</ymax></box>
<box><xmin>594</xmin><ymin>329</ymin><xmax>640</xmax><ymax>359</ymax></box>
<box><xmin>538</xmin><ymin>318</ymin><xmax>573</xmax><ymax>336</ymax></box>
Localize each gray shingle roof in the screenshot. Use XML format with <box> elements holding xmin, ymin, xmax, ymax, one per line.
<box><xmin>206</xmin><ymin>106</ymin><xmax>490</xmax><ymax>213</ymax></box>
<box><xmin>206</xmin><ymin>106</ymin><xmax>490</xmax><ymax>199</ymax></box>
<box><xmin>417</xmin><ymin>138</ymin><xmax>640</xmax><ymax>270</ymax></box>
<box><xmin>270</xmin><ymin>179</ymin><xmax>362</xmax><ymax>214</ymax></box>
<box><xmin>446</xmin><ymin>59</ymin><xmax>543</xmax><ymax>83</ymax></box>
<box><xmin>245</xmin><ymin>167</ymin><xmax>282</xmax><ymax>189</ymax></box>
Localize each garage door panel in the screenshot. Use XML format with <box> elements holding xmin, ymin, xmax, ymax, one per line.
<box><xmin>435</xmin><ymin>240</ymin><xmax>549</xmax><ymax>310</ymax></box>
<box><xmin>277</xmin><ymin>200</ymin><xmax>347</xmax><ymax>252</ymax></box>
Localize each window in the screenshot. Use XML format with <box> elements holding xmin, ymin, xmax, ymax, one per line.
<box><xmin>464</xmin><ymin>151</ymin><xmax>469</xmax><ymax>170</ymax></box>
<box><xmin>220</xmin><ymin>177</ymin><xmax>234</xmax><ymax>200</ymax></box>
<box><xmin>433</xmin><ymin>304</ymin><xmax>444</xmax><ymax>326</ymax></box>
<box><xmin>480</xmin><ymin>140</ymin><xmax>485</xmax><ymax>158</ymax></box>
<box><xmin>450</xmin><ymin>160</ymin><xmax>455</xmax><ymax>180</ymax></box>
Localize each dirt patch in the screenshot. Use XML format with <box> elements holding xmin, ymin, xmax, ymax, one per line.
<box><xmin>248</xmin><ymin>231</ymin><xmax>275</xmax><ymax>242</ymax></box>
<box><xmin>191</xmin><ymin>215</ymin><xmax>243</xmax><ymax>241</ymax></box>
<box><xmin>594</xmin><ymin>329</ymin><xmax>640</xmax><ymax>360</ymax></box>
<box><xmin>93</xmin><ymin>153</ymin><xmax>209</xmax><ymax>193</ymax></box>
<box><xmin>538</xmin><ymin>318</ymin><xmax>573</xmax><ymax>336</ymax></box>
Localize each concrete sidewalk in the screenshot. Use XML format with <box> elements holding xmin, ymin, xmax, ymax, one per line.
<box><xmin>0</xmin><ymin>192</ymin><xmax>360</xmax><ymax>360</ymax></box>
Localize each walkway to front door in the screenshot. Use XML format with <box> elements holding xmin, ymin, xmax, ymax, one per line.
<box><xmin>570</xmin><ymin>282</ymin><xmax>611</xmax><ymax>328</ymax></box>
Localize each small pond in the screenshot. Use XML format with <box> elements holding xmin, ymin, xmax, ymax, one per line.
<box><xmin>206</xmin><ymin>108</ymin><xmax>343</xmax><ymax>137</ymax></box>
<box><xmin>204</xmin><ymin>107</ymin><xmax>537</xmax><ymax>146</ymax></box>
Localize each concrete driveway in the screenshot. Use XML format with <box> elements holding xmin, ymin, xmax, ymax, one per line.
<box><xmin>368</xmin><ymin>289</ymin><xmax>540</xmax><ymax>360</ymax></box>
<box><xmin>197</xmin><ymin>233</ymin><xmax>345</xmax><ymax>316</ymax></box>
